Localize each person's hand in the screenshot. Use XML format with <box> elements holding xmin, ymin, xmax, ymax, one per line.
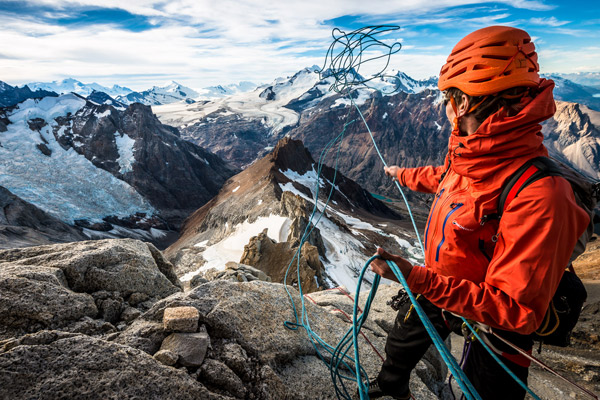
<box><xmin>370</xmin><ymin>248</ymin><xmax>413</xmax><ymax>282</ymax></box>
<box><xmin>384</xmin><ymin>166</ymin><xmax>401</xmax><ymax>180</ymax></box>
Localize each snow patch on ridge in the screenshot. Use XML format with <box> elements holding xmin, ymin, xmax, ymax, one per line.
<box><xmin>114</xmin><ymin>132</ymin><xmax>135</xmax><ymax>174</ymax></box>
<box><xmin>181</xmin><ymin>215</ymin><xmax>291</xmax><ymax>281</ymax></box>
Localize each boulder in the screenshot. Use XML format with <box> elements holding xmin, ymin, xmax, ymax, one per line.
<box><xmin>200</xmin><ymin>358</ymin><xmax>247</xmax><ymax>398</ymax></box>
<box><xmin>0</xmin><ymin>331</ymin><xmax>222</xmax><ymax>400</ymax></box>
<box><xmin>0</xmin><ymin>264</ymin><xmax>97</xmax><ymax>339</ymax></box>
<box><xmin>0</xmin><ymin>238</ymin><xmax>182</xmax><ymax>298</ymax></box>
<box><xmin>0</xmin><ymin>239</ymin><xmax>183</xmax><ymax>340</ymax></box>
<box><xmin>153</xmin><ymin>349</ymin><xmax>178</xmax><ymax>366</ymax></box>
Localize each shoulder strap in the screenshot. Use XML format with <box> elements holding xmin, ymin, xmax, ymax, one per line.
<box><xmin>498</xmin><ymin>157</ymin><xmax>563</xmax><ymax>216</ymax></box>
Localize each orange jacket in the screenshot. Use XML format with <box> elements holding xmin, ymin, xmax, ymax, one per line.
<box><xmin>399</xmin><ymin>79</ymin><xmax>590</xmax><ymax>334</ymax></box>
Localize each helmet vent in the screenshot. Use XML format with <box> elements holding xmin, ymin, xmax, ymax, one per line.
<box><xmin>450</xmin><ymin>42</ymin><xmax>475</xmax><ymax>56</ymax></box>
<box><xmin>523</xmin><ymin>38</ymin><xmax>531</xmax><ymax>44</ymax></box>
<box><xmin>480</xmin><ymin>41</ymin><xmax>507</xmax><ymax>48</ymax></box>
<box><xmin>452</xmin><ymin>57</ymin><xmax>469</xmax><ymax>68</ymax></box>
<box><xmin>528</xmin><ymin>68</ymin><xmax>536</xmax><ymax>72</ymax></box>
<box><xmin>448</xmin><ymin>67</ymin><xmax>468</xmax><ymax>80</ymax></box>
<box><xmin>481</xmin><ymin>54</ymin><xmax>511</xmax><ymax>60</ymax></box>
<box><xmin>473</xmin><ymin>64</ymin><xmax>492</xmax><ymax>70</ymax></box>
<box><xmin>470</xmin><ymin>77</ymin><xmax>493</xmax><ymax>83</ymax></box>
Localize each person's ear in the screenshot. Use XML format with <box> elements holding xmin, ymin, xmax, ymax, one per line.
<box><xmin>458</xmin><ymin>94</ymin><xmax>470</xmax><ymax>116</ymax></box>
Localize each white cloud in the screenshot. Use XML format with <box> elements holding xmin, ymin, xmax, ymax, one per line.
<box><xmin>529</xmin><ymin>17</ymin><xmax>570</xmax><ymax>27</ymax></box>
<box><xmin>538</xmin><ymin>47</ymin><xmax>600</xmax><ymax>75</ymax></box>
<box><xmin>0</xmin><ymin>0</ymin><xmax>593</xmax><ymax>91</ymax></box>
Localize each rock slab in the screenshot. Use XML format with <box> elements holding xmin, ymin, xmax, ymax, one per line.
<box><xmin>163</xmin><ymin>306</ymin><xmax>199</xmax><ymax>332</ymax></box>
<box><xmin>159</xmin><ymin>330</ymin><xmax>210</xmax><ymax>367</ymax></box>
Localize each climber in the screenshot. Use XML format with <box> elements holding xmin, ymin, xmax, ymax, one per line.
<box><xmin>368</xmin><ymin>26</ymin><xmax>590</xmax><ymax>400</ymax></box>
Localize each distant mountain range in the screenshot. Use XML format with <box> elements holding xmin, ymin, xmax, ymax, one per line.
<box><xmin>151</xmin><ymin>67</ymin><xmax>600</xmax><ymax>200</ymax></box>
<box><xmin>21</xmin><ymin>78</ymin><xmax>258</xmax><ymax>106</ymax></box>
<box><xmin>547</xmin><ymin>72</ymin><xmax>600</xmax><ymax>90</ymax></box>
<box><xmin>1</xmin><ymin>67</ymin><xmax>599</xmax><ymax>249</ymax></box>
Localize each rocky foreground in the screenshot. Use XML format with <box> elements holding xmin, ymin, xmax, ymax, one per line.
<box><xmin>1</xmin><ymin>238</ymin><xmax>599</xmax><ymax>399</ymax></box>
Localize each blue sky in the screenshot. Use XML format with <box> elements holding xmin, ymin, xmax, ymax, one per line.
<box><xmin>0</xmin><ymin>0</ymin><xmax>598</xmax><ymax>91</ymax></box>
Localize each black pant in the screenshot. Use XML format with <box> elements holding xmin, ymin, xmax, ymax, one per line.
<box><xmin>377</xmin><ymin>294</ymin><xmax>533</xmax><ymax>400</ymax></box>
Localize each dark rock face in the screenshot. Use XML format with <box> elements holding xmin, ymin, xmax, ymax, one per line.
<box><xmin>274</xmin><ymin>136</ymin><xmax>405</xmax><ymax>217</ymax></box>
<box><xmin>87</xmin><ymin>90</ymin><xmax>126</xmax><ymax>108</ymax></box>
<box><xmin>0</xmin><ymin>186</ymin><xmax>87</xmax><ymax>249</ymax></box>
<box><xmin>0</xmin><ymin>81</ymin><xmax>57</xmax><ymax>107</ymax></box>
<box><xmin>290</xmin><ymin>90</ymin><xmax>450</xmax><ymax>198</ymax></box>
<box><xmin>51</xmin><ymin>101</ymin><xmax>239</xmax><ymax>225</ymax></box>
<box><xmin>181</xmin><ymin>115</ymin><xmax>273</xmax><ymax>169</ymax></box>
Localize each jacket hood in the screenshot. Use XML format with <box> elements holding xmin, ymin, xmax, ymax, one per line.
<box><xmin>448</xmin><ymin>79</ymin><xmax>556</xmax><ymax>182</ymax></box>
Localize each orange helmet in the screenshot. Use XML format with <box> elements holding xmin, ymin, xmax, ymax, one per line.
<box><xmin>438</xmin><ymin>26</ymin><xmax>540</xmax><ymax>96</ymax></box>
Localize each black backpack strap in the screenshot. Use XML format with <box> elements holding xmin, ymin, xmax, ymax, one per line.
<box><xmin>498</xmin><ymin>157</ymin><xmax>563</xmax><ymax>217</ymax></box>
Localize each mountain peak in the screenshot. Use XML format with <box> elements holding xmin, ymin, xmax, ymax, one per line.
<box><xmin>271</xmin><ymin>137</ymin><xmax>314</xmax><ymax>175</ymax></box>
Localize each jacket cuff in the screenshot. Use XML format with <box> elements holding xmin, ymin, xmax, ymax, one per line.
<box><xmin>396</xmin><ymin>168</ymin><xmax>405</xmax><ymax>186</ymax></box>
<box><xmin>406</xmin><ymin>265</ymin><xmax>430</xmax><ymax>294</ymax></box>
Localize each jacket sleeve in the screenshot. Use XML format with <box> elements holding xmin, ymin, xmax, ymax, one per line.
<box><xmin>406</xmin><ymin>176</ymin><xmax>590</xmax><ymax>334</ymax></box>
<box><xmin>397</xmin><ymin>164</ymin><xmax>447</xmax><ymax>194</ymax></box>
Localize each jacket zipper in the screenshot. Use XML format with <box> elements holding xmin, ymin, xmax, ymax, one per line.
<box><xmin>435</xmin><ymin>202</ymin><xmax>464</xmax><ymax>262</ymax></box>
<box><xmin>424</xmin><ymin>188</ymin><xmax>445</xmax><ymax>250</ymax></box>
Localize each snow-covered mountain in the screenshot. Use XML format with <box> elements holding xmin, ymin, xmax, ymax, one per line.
<box><xmin>0</xmin><ymin>80</ymin><xmax>57</xmax><ymax>107</ymax></box>
<box><xmin>195</xmin><ymin>81</ymin><xmax>257</xmax><ymax>99</ymax></box>
<box><xmin>24</xmin><ymin>78</ymin><xmax>259</xmax><ymax>106</ymax></box>
<box><xmin>152</xmin><ymin>67</ymin><xmax>600</xmax><ymax>200</ymax></box>
<box><xmin>547</xmin><ymin>72</ymin><xmax>600</xmax><ymax>90</ymax></box>
<box><xmin>116</xmin><ymin>81</ymin><xmax>200</xmax><ymax>106</ymax></box>
<box><xmin>27</xmin><ymin>78</ymin><xmax>133</xmax><ymax>98</ymax></box>
<box><xmin>166</xmin><ymin>137</ymin><xmax>421</xmax><ymax>291</ymax></box>
<box><xmin>543</xmin><ymin>74</ymin><xmax>600</xmax><ymax>111</ymax></box>
<box><xmin>367</xmin><ymin>70</ymin><xmax>438</xmax><ymax>94</ymax></box>
<box><xmin>0</xmin><ymin>93</ymin><xmax>238</xmax><ymax>246</ymax></box>
<box><xmin>542</xmin><ymin>101</ymin><xmax>600</xmax><ymax>179</ymax></box>
<box><xmin>152</xmin><ymin>66</ymin><xmax>374</xmax><ymax>166</ymax></box>
<box><xmin>86</xmin><ymin>90</ymin><xmax>127</xmax><ymax>110</ymax></box>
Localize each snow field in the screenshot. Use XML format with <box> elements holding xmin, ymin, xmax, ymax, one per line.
<box><xmin>0</xmin><ymin>94</ymin><xmax>155</xmax><ymax>223</ymax></box>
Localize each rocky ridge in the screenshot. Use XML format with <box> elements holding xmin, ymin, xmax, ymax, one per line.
<box><xmin>0</xmin><ymin>238</ymin><xmax>450</xmax><ymax>399</ymax></box>
<box><xmin>165</xmin><ymin>137</ymin><xmax>418</xmax><ymax>292</ymax></box>
<box><xmin>2</xmin><ymin>238</ymin><xmax>598</xmax><ymax>399</ymax></box>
